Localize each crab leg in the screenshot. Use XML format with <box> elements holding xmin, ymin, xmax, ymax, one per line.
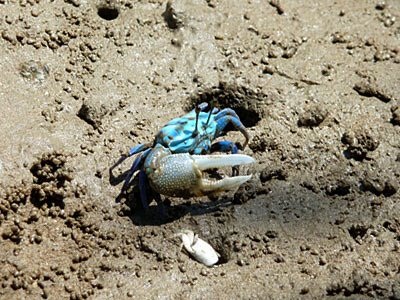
<box><xmin>122</xmin><ymin>147</ymin><xmax>151</xmax><ymax>192</ymax></box>
<box><xmin>128</xmin><ymin>143</ymin><xmax>151</xmax><ymax>156</ymax></box>
<box><xmin>215</xmin><ymin>109</ymin><xmax>250</xmax><ymax>149</ymax></box>
<box><xmin>211</xmin><ymin>141</ymin><xmax>238</xmax><ymax>154</ymax></box>
<box><xmin>138</xmin><ymin>169</ymin><xmax>150</xmax><ymax>209</ymax></box>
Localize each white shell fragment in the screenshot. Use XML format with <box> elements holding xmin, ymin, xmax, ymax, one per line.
<box><xmin>176</xmin><ymin>230</ymin><xmax>220</xmax><ymax>267</ymax></box>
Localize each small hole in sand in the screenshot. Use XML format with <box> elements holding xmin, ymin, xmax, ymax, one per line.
<box><xmin>97</xmin><ymin>6</ymin><xmax>119</xmax><ymax>21</ymax></box>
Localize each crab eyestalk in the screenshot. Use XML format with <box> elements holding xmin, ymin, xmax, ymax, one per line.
<box><xmin>144</xmin><ymin>144</ymin><xmax>255</xmax><ymax>198</ymax></box>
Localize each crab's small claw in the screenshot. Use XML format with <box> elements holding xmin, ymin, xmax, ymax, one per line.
<box><xmin>144</xmin><ymin>145</ymin><xmax>255</xmax><ymax>198</ymax></box>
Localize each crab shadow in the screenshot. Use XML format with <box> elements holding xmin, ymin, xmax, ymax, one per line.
<box><xmin>109</xmin><ymin>155</ymin><xmax>236</xmax><ymax>226</ymax></box>
<box><xmin>109</xmin><ymin>155</ymin><xmax>130</xmax><ymax>187</ymax></box>
<box><xmin>126</xmin><ymin>196</ymin><xmax>234</xmax><ymax>226</ymax></box>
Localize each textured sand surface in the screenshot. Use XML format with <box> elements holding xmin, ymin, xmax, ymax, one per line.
<box><xmin>0</xmin><ymin>0</ymin><xmax>399</xmax><ymax>299</ymax></box>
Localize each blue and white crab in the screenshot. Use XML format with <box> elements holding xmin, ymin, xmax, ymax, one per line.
<box><xmin>122</xmin><ymin>102</ymin><xmax>255</xmax><ymax>208</ymax></box>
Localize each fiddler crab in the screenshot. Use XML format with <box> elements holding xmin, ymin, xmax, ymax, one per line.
<box><xmin>121</xmin><ymin>102</ymin><xmax>255</xmax><ymax>208</ymax></box>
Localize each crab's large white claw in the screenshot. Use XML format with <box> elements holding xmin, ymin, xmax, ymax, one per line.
<box><xmin>144</xmin><ymin>145</ymin><xmax>255</xmax><ymax>198</ymax></box>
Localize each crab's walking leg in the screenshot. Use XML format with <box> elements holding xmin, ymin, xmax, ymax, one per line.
<box><xmin>153</xmin><ymin>192</ymin><xmax>168</xmax><ymax>217</ymax></box>
<box><xmin>128</xmin><ymin>143</ymin><xmax>150</xmax><ymax>156</ymax></box>
<box><xmin>215</xmin><ymin>108</ymin><xmax>241</xmax><ymax>120</ymax></box>
<box><xmin>122</xmin><ymin>147</ymin><xmax>151</xmax><ymax>192</ymax></box>
<box><xmin>214</xmin><ymin>110</ymin><xmax>250</xmax><ymax>149</ymax></box>
<box><xmin>139</xmin><ymin>169</ymin><xmax>150</xmax><ymax>209</ymax></box>
<box><xmin>138</xmin><ymin>184</ymin><xmax>167</xmax><ymax>216</ymax></box>
<box><xmin>211</xmin><ymin>141</ymin><xmax>239</xmax><ymax>154</ymax></box>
